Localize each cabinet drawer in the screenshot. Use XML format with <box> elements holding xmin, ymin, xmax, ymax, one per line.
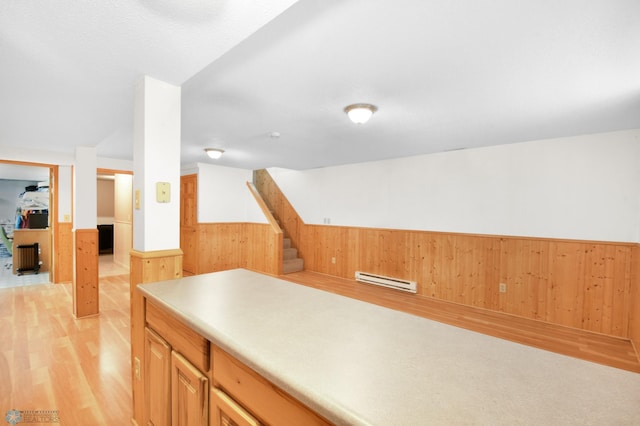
<box><xmin>212</xmin><ymin>347</ymin><xmax>331</xmax><ymax>426</ymax></box>
<box><xmin>211</xmin><ymin>388</ymin><xmax>260</xmax><ymax>426</ymax></box>
<box><xmin>146</xmin><ymin>300</ymin><xmax>210</xmax><ymax>372</ymax></box>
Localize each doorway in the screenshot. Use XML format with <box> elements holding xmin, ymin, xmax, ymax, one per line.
<box><xmin>0</xmin><ymin>162</ymin><xmax>52</xmax><ymax>288</ymax></box>
<box><xmin>97</xmin><ymin>170</ymin><xmax>132</xmax><ymax>278</ymax></box>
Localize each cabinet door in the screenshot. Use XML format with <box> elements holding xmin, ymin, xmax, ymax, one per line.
<box><xmin>145</xmin><ymin>328</ymin><xmax>171</xmax><ymax>426</ymax></box>
<box><xmin>172</xmin><ymin>351</ymin><xmax>209</xmax><ymax>426</ymax></box>
<box><xmin>210</xmin><ymin>388</ymin><xmax>260</xmax><ymax>426</ymax></box>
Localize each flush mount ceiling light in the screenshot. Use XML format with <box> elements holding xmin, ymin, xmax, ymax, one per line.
<box><xmin>204</xmin><ymin>148</ymin><xmax>224</xmax><ymax>159</ymax></box>
<box><xmin>344</xmin><ymin>103</ymin><xmax>378</xmax><ymax>124</ymax></box>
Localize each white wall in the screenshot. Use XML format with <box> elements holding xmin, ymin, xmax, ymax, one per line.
<box><xmin>97</xmin><ymin>157</ymin><xmax>133</xmax><ymax>172</ymax></box>
<box><xmin>58</xmin><ymin>165</ymin><xmax>72</xmax><ymax>222</ymax></box>
<box><xmin>197</xmin><ymin>163</ymin><xmax>267</xmax><ymax>223</ymax></box>
<box><xmin>269</xmin><ymin>130</ymin><xmax>640</xmax><ymax>243</ymax></box>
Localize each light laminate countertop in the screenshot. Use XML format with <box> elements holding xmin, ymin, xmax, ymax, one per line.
<box><xmin>138</xmin><ymin>268</ymin><xmax>640</xmax><ymax>425</ymax></box>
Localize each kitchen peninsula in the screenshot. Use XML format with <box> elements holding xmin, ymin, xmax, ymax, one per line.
<box><xmin>135</xmin><ymin>269</ymin><xmax>640</xmax><ymax>425</ymax></box>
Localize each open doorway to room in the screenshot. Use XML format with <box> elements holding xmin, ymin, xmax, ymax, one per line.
<box><xmin>97</xmin><ymin>170</ymin><xmax>132</xmax><ymax>278</ymax></box>
<box><xmin>0</xmin><ymin>162</ymin><xmax>52</xmax><ymax>288</ymax></box>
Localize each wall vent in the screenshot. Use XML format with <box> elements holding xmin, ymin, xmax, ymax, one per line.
<box><xmin>355</xmin><ymin>271</ymin><xmax>417</xmax><ymax>293</ymax></box>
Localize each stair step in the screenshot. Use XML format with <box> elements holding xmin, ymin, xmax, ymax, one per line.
<box><xmin>283</xmin><ymin>247</ymin><xmax>298</xmax><ymax>260</ymax></box>
<box><xmin>283</xmin><ymin>238</ymin><xmax>291</xmax><ymax>249</ymax></box>
<box><xmin>283</xmin><ymin>258</ymin><xmax>304</xmax><ymax>274</ymax></box>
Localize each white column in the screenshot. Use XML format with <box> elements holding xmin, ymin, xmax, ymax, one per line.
<box><xmin>72</xmin><ymin>146</ymin><xmax>99</xmax><ymax>318</ymax></box>
<box><xmin>132</xmin><ymin>75</ymin><xmax>181</xmax><ymax>252</ymax></box>
<box><xmin>73</xmin><ymin>147</ymin><xmax>97</xmax><ymax>229</ymax></box>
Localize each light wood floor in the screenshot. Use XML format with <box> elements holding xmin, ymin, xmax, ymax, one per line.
<box><xmin>282</xmin><ymin>271</ymin><xmax>640</xmax><ymax>374</ymax></box>
<box><xmin>0</xmin><ymin>274</ymin><xmax>132</xmax><ymax>425</ymax></box>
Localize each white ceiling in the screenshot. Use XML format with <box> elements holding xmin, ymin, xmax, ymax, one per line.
<box><xmin>1</xmin><ymin>0</ymin><xmax>639</xmax><ymax>171</ymax></box>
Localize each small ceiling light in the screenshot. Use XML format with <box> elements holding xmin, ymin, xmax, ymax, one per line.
<box><xmin>344</xmin><ymin>103</ymin><xmax>378</xmax><ymax>124</ymax></box>
<box><xmin>205</xmin><ymin>148</ymin><xmax>224</xmax><ymax>159</ymax></box>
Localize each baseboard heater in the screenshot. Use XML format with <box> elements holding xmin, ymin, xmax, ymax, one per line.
<box><xmin>355</xmin><ymin>271</ymin><xmax>417</xmax><ymax>293</ymax></box>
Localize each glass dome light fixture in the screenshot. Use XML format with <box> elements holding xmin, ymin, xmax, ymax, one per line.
<box><xmin>344</xmin><ymin>103</ymin><xmax>378</xmax><ymax>124</ymax></box>
<box><xmin>204</xmin><ymin>148</ymin><xmax>224</xmax><ymax>159</ymax></box>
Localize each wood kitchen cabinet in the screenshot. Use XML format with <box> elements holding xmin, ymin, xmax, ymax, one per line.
<box><xmin>172</xmin><ymin>351</ymin><xmax>209</xmax><ymax>426</ymax></box>
<box><xmin>144</xmin><ymin>328</ymin><xmax>209</xmax><ymax>426</ymax></box>
<box><xmin>143</xmin><ymin>301</ymin><xmax>210</xmax><ymax>426</ymax></box>
<box><xmin>211</xmin><ymin>347</ymin><xmax>330</xmax><ymax>426</ymax></box>
<box><xmin>145</xmin><ymin>328</ymin><xmax>171</xmax><ymax>426</ymax></box>
<box><xmin>210</xmin><ymin>388</ymin><xmax>260</xmax><ymax>426</ymax></box>
<box><xmin>137</xmin><ymin>293</ymin><xmax>331</xmax><ymax>426</ymax></box>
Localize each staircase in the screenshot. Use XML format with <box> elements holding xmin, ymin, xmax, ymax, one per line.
<box><xmin>282</xmin><ymin>237</ymin><xmax>304</xmax><ymax>274</ymax></box>
<box><xmin>252</xmin><ymin>169</ymin><xmax>305</xmax><ymax>274</ymax></box>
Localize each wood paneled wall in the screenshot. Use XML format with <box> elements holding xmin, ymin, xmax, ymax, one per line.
<box><xmin>243</xmin><ymin>223</ymin><xmax>282</xmax><ymax>276</ymax></box>
<box><xmin>631</xmin><ymin>245</ymin><xmax>640</xmax><ymax>354</ymax></box>
<box><xmin>196</xmin><ymin>223</ymin><xmax>280</xmax><ymax>276</ymax></box>
<box><xmin>300</xmin><ymin>225</ymin><xmax>636</xmax><ymax>338</ymax></box>
<box><xmin>73</xmin><ymin>228</ymin><xmax>99</xmax><ymax>318</ymax></box>
<box><xmin>197</xmin><ymin>223</ymin><xmax>244</xmax><ymax>273</ymax></box>
<box><xmin>255</xmin><ymin>169</ymin><xmax>639</xmax><ymax>341</ymax></box>
<box><xmin>54</xmin><ymin>222</ymin><xmax>73</xmax><ymax>283</ymax></box>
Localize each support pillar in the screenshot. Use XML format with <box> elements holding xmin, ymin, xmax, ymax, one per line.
<box><xmin>130</xmin><ymin>76</ymin><xmax>182</xmax><ymax>426</ymax></box>
<box><xmin>72</xmin><ymin>147</ymin><xmax>98</xmax><ymax>318</ymax></box>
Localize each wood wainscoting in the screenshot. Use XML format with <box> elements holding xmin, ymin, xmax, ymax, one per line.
<box><xmin>299</xmin><ymin>225</ymin><xmax>637</xmax><ymax>339</ymax></box>
<box><xmin>195</xmin><ymin>223</ymin><xmax>281</xmax><ymax>276</ymax></box>
<box><xmin>72</xmin><ymin>228</ymin><xmax>99</xmax><ymax>318</ymax></box>
<box><xmin>631</xmin><ymin>244</ymin><xmax>640</xmax><ymax>355</ymax></box>
<box><xmin>53</xmin><ymin>222</ymin><xmax>73</xmax><ymax>283</ymax></box>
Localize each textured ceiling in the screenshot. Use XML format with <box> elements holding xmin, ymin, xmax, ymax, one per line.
<box><xmin>2</xmin><ymin>0</ymin><xmax>640</xmax><ymax>171</ymax></box>
<box><xmin>0</xmin><ymin>0</ymin><xmax>298</xmax><ymax>164</ymax></box>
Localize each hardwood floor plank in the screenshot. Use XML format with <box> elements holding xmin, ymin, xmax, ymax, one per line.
<box><xmin>0</xmin><ymin>275</ymin><xmax>132</xmax><ymax>425</ymax></box>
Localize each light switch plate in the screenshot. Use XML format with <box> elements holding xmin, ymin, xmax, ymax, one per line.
<box><xmin>156</xmin><ymin>182</ymin><xmax>171</xmax><ymax>203</ymax></box>
<box><xmin>135</xmin><ymin>189</ymin><xmax>141</xmax><ymax>210</ymax></box>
